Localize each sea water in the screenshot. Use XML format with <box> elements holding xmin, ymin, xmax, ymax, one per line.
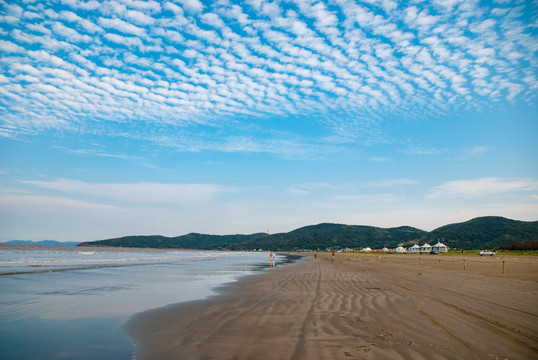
<box><xmin>0</xmin><ymin>245</ymin><xmax>292</xmax><ymax>359</ymax></box>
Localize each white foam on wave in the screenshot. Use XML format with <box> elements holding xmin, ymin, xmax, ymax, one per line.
<box><xmin>0</xmin><ymin>248</ymin><xmax>270</xmax><ymax>275</ymax></box>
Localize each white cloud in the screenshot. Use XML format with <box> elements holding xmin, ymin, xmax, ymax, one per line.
<box><xmin>124</xmin><ymin>9</ymin><xmax>156</xmax><ymax>26</ymax></box>
<box><xmin>98</xmin><ymin>17</ymin><xmax>147</xmax><ymax>37</ymax></box>
<box><xmin>60</xmin><ymin>0</ymin><xmax>101</xmax><ymax>11</ymax></box>
<box><xmin>366</xmin><ymin>178</ymin><xmax>419</xmax><ymax>187</ymax></box>
<box><xmin>200</xmin><ymin>12</ymin><xmax>225</xmax><ymax>28</ymax></box>
<box><xmin>0</xmin><ymin>39</ymin><xmax>24</xmax><ymax>53</ymax></box>
<box><xmin>177</xmin><ymin>0</ymin><xmax>204</xmax><ymax>13</ymax></box>
<box><xmin>104</xmin><ymin>32</ymin><xmax>144</xmax><ymax>48</ymax></box>
<box><xmin>122</xmin><ymin>0</ymin><xmax>161</xmax><ymax>13</ymax></box>
<box><xmin>0</xmin><ymin>3</ymin><xmax>22</xmax><ymax>24</ymax></box>
<box><xmin>287</xmin><ymin>182</ymin><xmax>339</xmax><ymax>196</ymax></box>
<box><xmin>403</xmin><ymin>146</ymin><xmax>444</xmax><ymax>155</ymax></box>
<box><xmin>458</xmin><ymin>146</ymin><xmax>488</xmax><ymax>159</ymax></box>
<box><xmin>27</xmin><ymin>50</ymin><xmax>67</xmax><ymax>67</ymax></box>
<box><xmin>0</xmin><ymin>0</ymin><xmax>536</xmax><ymax>147</ymax></box>
<box><xmin>369</xmin><ymin>156</ymin><xmax>390</xmax><ymax>162</ymax></box>
<box><xmin>428</xmin><ymin>178</ymin><xmax>538</xmax><ymax>198</ymax></box>
<box><xmin>22</xmin><ymin>179</ymin><xmax>237</xmax><ymax>205</ymax></box>
<box><xmin>52</xmin><ymin>21</ymin><xmax>92</xmax><ymax>43</ymax></box>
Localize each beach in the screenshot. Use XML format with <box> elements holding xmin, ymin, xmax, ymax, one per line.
<box><xmin>126</xmin><ymin>252</ymin><xmax>538</xmax><ymax>359</ymax></box>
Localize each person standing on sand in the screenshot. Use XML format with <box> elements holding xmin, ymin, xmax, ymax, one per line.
<box><xmin>314</xmin><ymin>251</ymin><xmax>317</xmax><ymax>259</ymax></box>
<box><xmin>332</xmin><ymin>251</ymin><xmax>335</xmax><ymax>262</ymax></box>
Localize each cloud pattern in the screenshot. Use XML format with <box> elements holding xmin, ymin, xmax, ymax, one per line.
<box><xmin>0</xmin><ymin>0</ymin><xmax>536</xmax><ymax>142</ymax></box>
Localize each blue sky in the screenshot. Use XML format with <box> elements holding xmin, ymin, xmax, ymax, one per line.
<box><xmin>1</xmin><ymin>0</ymin><xmax>537</xmax><ymax>242</ymax></box>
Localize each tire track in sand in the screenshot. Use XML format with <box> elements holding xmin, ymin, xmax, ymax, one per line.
<box><xmin>289</xmin><ymin>259</ymin><xmax>322</xmax><ymax>360</ymax></box>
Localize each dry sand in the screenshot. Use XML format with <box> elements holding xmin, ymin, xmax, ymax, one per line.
<box><xmin>126</xmin><ymin>253</ymin><xmax>538</xmax><ymax>359</ymax></box>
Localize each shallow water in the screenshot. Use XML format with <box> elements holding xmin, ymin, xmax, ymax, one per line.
<box><xmin>0</xmin><ymin>246</ymin><xmax>291</xmax><ymax>359</ymax></box>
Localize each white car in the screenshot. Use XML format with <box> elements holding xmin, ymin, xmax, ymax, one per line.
<box><xmin>479</xmin><ymin>250</ymin><xmax>495</xmax><ymax>256</ymax></box>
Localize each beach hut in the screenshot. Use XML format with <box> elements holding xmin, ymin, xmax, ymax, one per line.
<box><xmin>420</xmin><ymin>243</ymin><xmax>432</xmax><ymax>253</ymax></box>
<box><xmin>394</xmin><ymin>246</ymin><xmax>406</xmax><ymax>253</ymax></box>
<box><xmin>433</xmin><ymin>241</ymin><xmax>449</xmax><ymax>253</ymax></box>
<box><xmin>408</xmin><ymin>244</ymin><xmax>421</xmax><ymax>253</ymax></box>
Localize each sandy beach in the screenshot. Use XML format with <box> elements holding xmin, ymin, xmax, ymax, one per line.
<box><xmin>126</xmin><ymin>253</ymin><xmax>538</xmax><ymax>359</ymax></box>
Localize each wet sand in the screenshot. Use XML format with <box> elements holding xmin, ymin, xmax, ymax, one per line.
<box><xmin>126</xmin><ymin>253</ymin><xmax>538</xmax><ymax>359</ymax></box>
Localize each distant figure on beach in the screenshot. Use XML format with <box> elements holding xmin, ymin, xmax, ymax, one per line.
<box><xmin>269</xmin><ymin>251</ymin><xmax>276</xmax><ymax>267</ymax></box>
<box><xmin>314</xmin><ymin>251</ymin><xmax>317</xmax><ymax>259</ymax></box>
<box><xmin>332</xmin><ymin>251</ymin><xmax>335</xmax><ymax>262</ymax></box>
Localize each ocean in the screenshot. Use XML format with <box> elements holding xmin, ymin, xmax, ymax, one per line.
<box><xmin>0</xmin><ymin>245</ymin><xmax>293</xmax><ymax>359</ymax></box>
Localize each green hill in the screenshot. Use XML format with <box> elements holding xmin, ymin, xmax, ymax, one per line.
<box><xmin>424</xmin><ymin>216</ymin><xmax>538</xmax><ymax>249</ymax></box>
<box><xmin>228</xmin><ymin>223</ymin><xmax>427</xmax><ymax>251</ymax></box>
<box><xmin>79</xmin><ymin>216</ymin><xmax>538</xmax><ymax>251</ymax></box>
<box><xmin>80</xmin><ymin>233</ymin><xmax>268</xmax><ymax>250</ymax></box>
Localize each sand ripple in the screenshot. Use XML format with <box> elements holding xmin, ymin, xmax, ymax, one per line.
<box><xmin>126</xmin><ymin>253</ymin><xmax>538</xmax><ymax>359</ymax></box>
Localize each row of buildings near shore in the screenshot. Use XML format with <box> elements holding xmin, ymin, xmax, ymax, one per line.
<box><xmin>407</xmin><ymin>241</ymin><xmax>449</xmax><ymax>253</ymax></box>
<box><xmin>358</xmin><ymin>241</ymin><xmax>449</xmax><ymax>253</ymax></box>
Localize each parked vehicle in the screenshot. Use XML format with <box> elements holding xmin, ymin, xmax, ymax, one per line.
<box><xmin>479</xmin><ymin>250</ymin><xmax>495</xmax><ymax>256</ymax></box>
<box><xmin>429</xmin><ymin>250</ymin><xmax>438</xmax><ymax>255</ymax></box>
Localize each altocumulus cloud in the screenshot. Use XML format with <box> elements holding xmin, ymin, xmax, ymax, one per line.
<box><xmin>0</xmin><ymin>0</ymin><xmax>536</xmax><ymax>145</ymax></box>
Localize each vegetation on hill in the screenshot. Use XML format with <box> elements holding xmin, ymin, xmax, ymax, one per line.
<box><xmin>498</xmin><ymin>240</ymin><xmax>538</xmax><ymax>251</ymax></box>
<box><xmin>79</xmin><ymin>233</ymin><xmax>268</xmax><ymax>250</ymax></box>
<box><xmin>425</xmin><ymin>216</ymin><xmax>538</xmax><ymax>249</ymax></box>
<box><xmin>228</xmin><ymin>223</ymin><xmax>427</xmax><ymax>251</ymax></box>
<box><xmin>79</xmin><ymin>216</ymin><xmax>538</xmax><ymax>251</ymax></box>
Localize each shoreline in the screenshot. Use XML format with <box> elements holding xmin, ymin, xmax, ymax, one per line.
<box><xmin>125</xmin><ymin>252</ymin><xmax>538</xmax><ymax>359</ymax></box>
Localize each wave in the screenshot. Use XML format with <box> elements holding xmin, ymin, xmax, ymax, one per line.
<box><xmin>0</xmin><ymin>248</ymin><xmax>269</xmax><ymax>276</ymax></box>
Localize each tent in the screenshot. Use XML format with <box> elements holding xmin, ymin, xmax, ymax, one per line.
<box><xmin>420</xmin><ymin>243</ymin><xmax>432</xmax><ymax>253</ymax></box>
<box><xmin>361</xmin><ymin>247</ymin><xmax>372</xmax><ymax>252</ymax></box>
<box><xmin>395</xmin><ymin>246</ymin><xmax>406</xmax><ymax>253</ymax></box>
<box><xmin>433</xmin><ymin>241</ymin><xmax>449</xmax><ymax>253</ymax></box>
<box><xmin>408</xmin><ymin>244</ymin><xmax>421</xmax><ymax>253</ymax></box>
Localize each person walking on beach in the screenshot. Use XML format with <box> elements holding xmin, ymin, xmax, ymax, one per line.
<box><xmin>331</xmin><ymin>251</ymin><xmax>335</xmax><ymax>262</ymax></box>
<box><xmin>314</xmin><ymin>251</ymin><xmax>317</xmax><ymax>259</ymax></box>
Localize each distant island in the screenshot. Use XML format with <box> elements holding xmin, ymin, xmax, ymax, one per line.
<box><xmin>5</xmin><ymin>240</ymin><xmax>80</xmax><ymax>246</ymax></box>
<box><xmin>79</xmin><ymin>216</ymin><xmax>538</xmax><ymax>251</ymax></box>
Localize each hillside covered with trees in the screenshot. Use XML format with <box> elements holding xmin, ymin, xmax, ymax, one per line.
<box><xmin>80</xmin><ymin>233</ymin><xmax>268</xmax><ymax>250</ymax></box>
<box><xmin>79</xmin><ymin>216</ymin><xmax>538</xmax><ymax>251</ymax></box>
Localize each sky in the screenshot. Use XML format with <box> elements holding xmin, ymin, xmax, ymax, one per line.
<box><xmin>0</xmin><ymin>0</ymin><xmax>537</xmax><ymax>242</ymax></box>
